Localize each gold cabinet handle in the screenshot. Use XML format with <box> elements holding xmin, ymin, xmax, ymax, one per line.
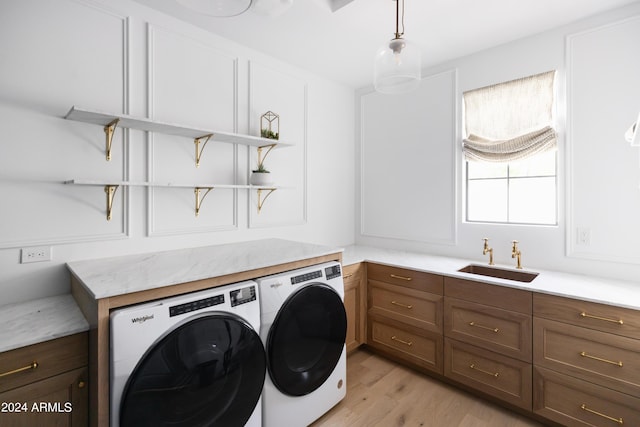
<box><xmin>0</xmin><ymin>361</ymin><xmax>38</xmax><ymax>378</ymax></box>
<box><xmin>581</xmin><ymin>404</ymin><xmax>624</xmax><ymax>424</ymax></box>
<box><xmin>391</xmin><ymin>335</ymin><xmax>413</xmax><ymax>346</ymax></box>
<box><xmin>390</xmin><ymin>274</ymin><xmax>412</xmax><ymax>281</ymax></box>
<box><xmin>469</xmin><ymin>363</ymin><xmax>499</xmax><ymax>378</ymax></box>
<box><xmin>580</xmin><ymin>351</ymin><xmax>623</xmax><ymax>367</ymax></box>
<box><xmin>391</xmin><ymin>301</ymin><xmax>413</xmax><ymax>309</ymax></box>
<box><xmin>343</xmin><ymin>273</ymin><xmax>354</xmax><ymax>279</ymax></box>
<box><xmin>469</xmin><ymin>321</ymin><xmax>499</xmax><ymax>333</ymax></box>
<box><xmin>580</xmin><ymin>312</ymin><xmax>623</xmax><ymax>325</ymax></box>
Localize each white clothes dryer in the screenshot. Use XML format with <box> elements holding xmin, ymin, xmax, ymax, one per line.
<box><xmin>110</xmin><ymin>281</ymin><xmax>265</xmax><ymax>427</ymax></box>
<box><xmin>256</xmin><ymin>261</ymin><xmax>347</xmax><ymax>427</ymax></box>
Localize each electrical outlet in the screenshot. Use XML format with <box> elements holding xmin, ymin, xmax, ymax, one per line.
<box><xmin>576</xmin><ymin>228</ymin><xmax>591</xmax><ymax>246</ymax></box>
<box><xmin>20</xmin><ymin>246</ymin><xmax>52</xmax><ymax>264</ymax></box>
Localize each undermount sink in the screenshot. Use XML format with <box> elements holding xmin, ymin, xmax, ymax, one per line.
<box><xmin>458</xmin><ymin>264</ymin><xmax>539</xmax><ymax>283</ymax></box>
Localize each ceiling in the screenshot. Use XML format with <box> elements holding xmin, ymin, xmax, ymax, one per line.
<box><xmin>132</xmin><ymin>0</ymin><xmax>638</xmax><ymax>88</ymax></box>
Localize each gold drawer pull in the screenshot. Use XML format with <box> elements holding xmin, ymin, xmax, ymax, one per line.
<box><xmin>580</xmin><ymin>351</ymin><xmax>623</xmax><ymax>367</ymax></box>
<box><xmin>469</xmin><ymin>321</ymin><xmax>499</xmax><ymax>333</ymax></box>
<box><xmin>580</xmin><ymin>312</ymin><xmax>623</xmax><ymax>325</ymax></box>
<box><xmin>390</xmin><ymin>274</ymin><xmax>412</xmax><ymax>281</ymax></box>
<box><xmin>469</xmin><ymin>363</ymin><xmax>499</xmax><ymax>378</ymax></box>
<box><xmin>391</xmin><ymin>335</ymin><xmax>413</xmax><ymax>346</ymax></box>
<box><xmin>343</xmin><ymin>273</ymin><xmax>354</xmax><ymax>279</ymax></box>
<box><xmin>581</xmin><ymin>404</ymin><xmax>624</xmax><ymax>424</ymax></box>
<box><xmin>0</xmin><ymin>361</ymin><xmax>38</xmax><ymax>378</ymax></box>
<box><xmin>391</xmin><ymin>301</ymin><xmax>413</xmax><ymax>309</ymax></box>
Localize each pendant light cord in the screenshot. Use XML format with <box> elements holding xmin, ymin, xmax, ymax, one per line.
<box><xmin>394</xmin><ymin>0</ymin><xmax>405</xmax><ymax>39</ymax></box>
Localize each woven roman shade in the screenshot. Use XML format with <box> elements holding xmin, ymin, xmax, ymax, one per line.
<box><xmin>463</xmin><ymin>70</ymin><xmax>557</xmax><ymax>162</ymax></box>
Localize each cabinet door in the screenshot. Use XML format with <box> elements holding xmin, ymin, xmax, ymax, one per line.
<box><xmin>0</xmin><ymin>367</ymin><xmax>88</xmax><ymax>427</ymax></box>
<box><xmin>343</xmin><ymin>263</ymin><xmax>364</xmax><ymax>353</ymax></box>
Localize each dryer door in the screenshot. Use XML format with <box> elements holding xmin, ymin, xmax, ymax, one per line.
<box><xmin>266</xmin><ymin>283</ymin><xmax>347</xmax><ymax>396</ymax></box>
<box><xmin>119</xmin><ymin>313</ymin><xmax>265</xmax><ymax>427</ymax></box>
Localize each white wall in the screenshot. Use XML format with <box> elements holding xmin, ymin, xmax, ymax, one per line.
<box><xmin>357</xmin><ymin>2</ymin><xmax>640</xmax><ymax>283</ymax></box>
<box><xmin>0</xmin><ymin>0</ymin><xmax>355</xmax><ymax>305</ymax></box>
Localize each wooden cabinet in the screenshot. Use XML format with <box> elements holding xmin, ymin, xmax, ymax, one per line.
<box><xmin>362</xmin><ymin>261</ymin><xmax>640</xmax><ymax>425</ymax></box>
<box><xmin>367</xmin><ymin>263</ymin><xmax>444</xmax><ymax>374</ymax></box>
<box><xmin>533</xmin><ymin>293</ymin><xmax>640</xmax><ymax>425</ymax></box>
<box><xmin>0</xmin><ymin>333</ymin><xmax>88</xmax><ymax>426</ymax></box>
<box><xmin>443</xmin><ymin>277</ymin><xmax>533</xmax><ymax>410</ymax></box>
<box><xmin>343</xmin><ymin>263</ymin><xmax>365</xmax><ymax>354</ymax></box>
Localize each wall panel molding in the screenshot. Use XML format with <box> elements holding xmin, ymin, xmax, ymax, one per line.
<box><xmin>247</xmin><ymin>60</ymin><xmax>308</xmax><ymax>228</ymax></box>
<box><xmin>360</xmin><ymin>69</ymin><xmax>458</xmax><ymax>245</ymax></box>
<box><xmin>0</xmin><ymin>1</ymin><xmax>131</xmax><ymax>248</ymax></box>
<box><xmin>145</xmin><ymin>23</ymin><xmax>240</xmax><ymax>236</ymax></box>
<box><xmin>565</xmin><ymin>14</ymin><xmax>640</xmax><ymax>264</ymax></box>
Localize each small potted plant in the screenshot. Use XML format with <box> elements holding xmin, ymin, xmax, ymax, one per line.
<box><xmin>250</xmin><ymin>162</ymin><xmax>273</xmax><ymax>186</ymax></box>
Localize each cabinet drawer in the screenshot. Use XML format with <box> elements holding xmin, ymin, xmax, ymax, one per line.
<box><xmin>444</xmin><ymin>338</ymin><xmax>532</xmax><ymax>410</ymax></box>
<box><xmin>534</xmin><ymin>366</ymin><xmax>640</xmax><ymax>427</ymax></box>
<box><xmin>444</xmin><ymin>277</ymin><xmax>531</xmax><ymax>314</ymax></box>
<box><xmin>367</xmin><ymin>263</ymin><xmax>443</xmax><ymax>295</ymax></box>
<box><xmin>534</xmin><ymin>293</ymin><xmax>640</xmax><ymax>339</ymax></box>
<box><xmin>445</xmin><ymin>297</ymin><xmax>531</xmax><ymax>362</ymax></box>
<box><xmin>0</xmin><ymin>333</ymin><xmax>88</xmax><ymax>394</ymax></box>
<box><xmin>368</xmin><ymin>315</ymin><xmax>443</xmax><ymax>374</ymax></box>
<box><xmin>0</xmin><ymin>366</ymin><xmax>88</xmax><ymax>427</ymax></box>
<box><xmin>369</xmin><ymin>280</ymin><xmax>443</xmax><ymax>333</ymax></box>
<box><xmin>534</xmin><ymin>318</ymin><xmax>640</xmax><ymax>396</ymax></box>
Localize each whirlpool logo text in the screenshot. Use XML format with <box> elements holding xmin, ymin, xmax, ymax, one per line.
<box><xmin>131</xmin><ymin>314</ymin><xmax>154</xmax><ymax>324</ymax></box>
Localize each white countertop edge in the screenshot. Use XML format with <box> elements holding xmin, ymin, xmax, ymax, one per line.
<box><xmin>67</xmin><ymin>238</ymin><xmax>344</xmax><ymax>299</ymax></box>
<box><xmin>0</xmin><ymin>294</ymin><xmax>90</xmax><ymax>354</ymax></box>
<box><xmin>342</xmin><ymin>245</ymin><xmax>640</xmax><ymax>311</ymax></box>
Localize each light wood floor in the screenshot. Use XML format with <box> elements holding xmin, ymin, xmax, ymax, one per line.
<box><xmin>311</xmin><ymin>349</ymin><xmax>544</xmax><ymax>427</ymax></box>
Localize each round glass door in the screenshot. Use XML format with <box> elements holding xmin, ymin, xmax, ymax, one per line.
<box><xmin>266</xmin><ymin>283</ymin><xmax>347</xmax><ymax>396</ymax></box>
<box><xmin>119</xmin><ymin>313</ymin><xmax>265</xmax><ymax>427</ymax></box>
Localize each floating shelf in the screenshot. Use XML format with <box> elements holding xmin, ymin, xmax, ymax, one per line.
<box><xmin>64</xmin><ymin>106</ymin><xmax>290</xmax><ymax>164</ymax></box>
<box><xmin>64</xmin><ymin>180</ymin><xmax>280</xmax><ymax>220</ymax></box>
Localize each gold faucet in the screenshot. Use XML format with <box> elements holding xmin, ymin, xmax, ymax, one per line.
<box><xmin>482</xmin><ymin>238</ymin><xmax>494</xmax><ymax>265</ymax></box>
<box><xmin>511</xmin><ymin>240</ymin><xmax>522</xmax><ymax>269</ymax></box>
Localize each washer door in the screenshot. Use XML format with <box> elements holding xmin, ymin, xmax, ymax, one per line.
<box><xmin>119</xmin><ymin>313</ymin><xmax>265</xmax><ymax>427</ymax></box>
<box><xmin>266</xmin><ymin>283</ymin><xmax>347</xmax><ymax>396</ymax></box>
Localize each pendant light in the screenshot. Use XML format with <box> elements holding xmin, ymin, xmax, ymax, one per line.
<box><xmin>373</xmin><ymin>0</ymin><xmax>421</xmax><ymax>94</ymax></box>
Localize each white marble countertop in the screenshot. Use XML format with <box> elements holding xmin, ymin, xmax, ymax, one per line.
<box><xmin>342</xmin><ymin>245</ymin><xmax>640</xmax><ymax>311</ymax></box>
<box><xmin>67</xmin><ymin>238</ymin><xmax>343</xmax><ymax>299</ymax></box>
<box><xmin>0</xmin><ymin>294</ymin><xmax>89</xmax><ymax>353</ymax></box>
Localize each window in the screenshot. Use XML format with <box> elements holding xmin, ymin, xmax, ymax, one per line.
<box><xmin>463</xmin><ymin>71</ymin><xmax>558</xmax><ymax>225</ymax></box>
<box><xmin>466</xmin><ymin>150</ymin><xmax>557</xmax><ymax>225</ymax></box>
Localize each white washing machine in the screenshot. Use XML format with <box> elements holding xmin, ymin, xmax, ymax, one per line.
<box><xmin>256</xmin><ymin>261</ymin><xmax>347</xmax><ymax>427</ymax></box>
<box><xmin>110</xmin><ymin>281</ymin><xmax>265</xmax><ymax>427</ymax></box>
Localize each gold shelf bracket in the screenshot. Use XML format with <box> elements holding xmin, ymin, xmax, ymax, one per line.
<box><xmin>104</xmin><ymin>118</ymin><xmax>120</xmax><ymax>161</ymax></box>
<box><xmin>194</xmin><ymin>187</ymin><xmax>214</xmax><ymax>217</ymax></box>
<box><xmin>256</xmin><ymin>188</ymin><xmax>276</xmax><ymax>213</ymax></box>
<box><xmin>257</xmin><ymin>143</ymin><xmax>276</xmax><ymax>167</ymax></box>
<box><xmin>194</xmin><ymin>134</ymin><xmax>213</xmax><ymax>168</ymax></box>
<box><xmin>105</xmin><ymin>185</ymin><xmax>119</xmax><ymax>221</ymax></box>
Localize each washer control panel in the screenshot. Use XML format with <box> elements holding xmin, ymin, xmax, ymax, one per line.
<box><xmin>230</xmin><ymin>285</ymin><xmax>257</xmax><ymax>307</ymax></box>
<box><xmin>169</xmin><ymin>294</ymin><xmax>224</xmax><ymax>317</ymax></box>
<box><xmin>325</xmin><ymin>264</ymin><xmax>342</xmax><ymax>280</ymax></box>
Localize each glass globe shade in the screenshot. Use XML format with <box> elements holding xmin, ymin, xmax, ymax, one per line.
<box><xmin>374</xmin><ymin>37</ymin><xmax>421</xmax><ymax>94</ymax></box>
